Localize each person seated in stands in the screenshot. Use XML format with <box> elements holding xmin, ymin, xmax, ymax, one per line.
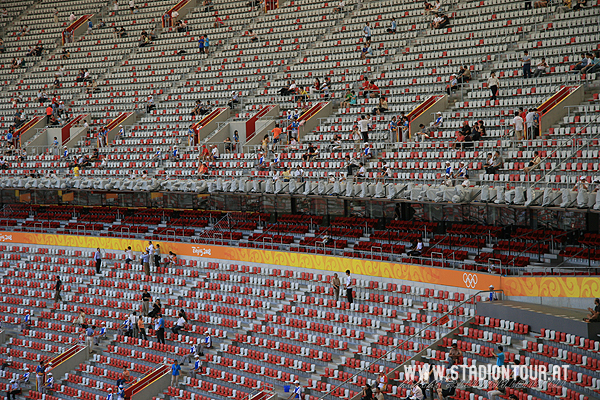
<box><xmin>360</xmin><ymin>40</ymin><xmax>373</xmax><ymax>59</ymax></box>
<box><xmin>572</xmin><ymin>0</ymin><xmax>587</xmax><ymax>9</ymax></box>
<box><xmin>48</xmin><ymin>115</ymin><xmax>59</xmax><ymax>126</ymax></box>
<box><xmin>367</xmin><ymin>80</ymin><xmax>380</xmax><ymax>98</ymax></box>
<box><xmin>213</xmin><ymin>15</ymin><xmax>225</xmax><ymax>28</ymax></box>
<box><xmin>532</xmin><ymin>57</ymin><xmax>549</xmax><ymax>77</ymax></box>
<box><xmin>363</xmin><ymin>142</ymin><xmax>372</xmax><ymax>159</ymax></box>
<box><xmin>360</xmin><ymin>76</ymin><xmax>371</xmax><ymax>97</ymax></box>
<box><xmin>227</xmin><ymin>91</ymin><xmax>239</xmax><ymax>109</ymax></box>
<box><xmin>205</xmin><ymin>0</ymin><xmax>214</xmax><ymax>12</ymax></box>
<box><xmin>435</xmin><ymin>13</ymin><xmax>449</xmax><ymax>29</ymax></box>
<box><xmin>34</xmin><ymin>44</ymin><xmax>43</xmax><ymax>56</ymax></box>
<box><xmin>247</xmin><ymin>29</ymin><xmax>258</xmax><ymax>42</ymax></box>
<box><xmin>581</xmin><ymin>52</ymin><xmax>600</xmax><ymax>74</ymax></box>
<box><xmin>0</xmin><ymin>39</ymin><xmax>5</xmax><ymax>54</ymax></box>
<box><xmin>0</xmin><ymin>8</ymin><xmax>6</xmax><ymax>17</ymax></box>
<box><xmin>333</xmin><ymin>0</ymin><xmax>345</xmax><ymax>13</ymax></box>
<box><xmin>407</xmin><ymin>239</ymin><xmax>423</xmax><ymax>256</ymax></box>
<box><xmin>75</xmin><ymin>69</ymin><xmax>85</xmax><ymax>83</ymax></box>
<box><xmin>485</xmin><ymin>150</ymin><xmax>503</xmax><ymax>174</ymax></box>
<box><xmin>415</xmin><ymin>124</ymin><xmax>431</xmax><ymax>142</ymax></box>
<box><xmin>372</xmin><ymin>97</ymin><xmax>388</xmax><ymax>115</ymax></box>
<box><xmin>329</xmin><ymin>134</ymin><xmax>342</xmax><ymax>152</ymax></box>
<box><xmin>198</xmin><ymin>162</ymin><xmax>209</xmax><ymax>178</ymax></box>
<box><xmin>200</xmin><ymin>145</ymin><xmax>211</xmax><ymax>162</ymax></box>
<box><xmin>458</xmin><ymin>65</ymin><xmax>471</xmax><ymax>83</ymax></box>
<box><xmin>0</xmin><ymin>354</ymin><xmax>13</xmax><ymax>370</ymax></box>
<box><xmin>355</xmin><ymin>162</ymin><xmax>366</xmax><ymax>178</ymax></box>
<box><xmin>453</xmin><ymin>161</ymin><xmax>468</xmax><ymax>180</ymax></box>
<box><xmin>534</xmin><ymin>0</ymin><xmax>548</xmax><ymax>7</ymax></box>
<box><xmin>210</xmin><ymin>144</ymin><xmax>219</xmax><ymax>161</ymax></box>
<box><xmin>432</xmin><ymin>111</ymin><xmax>443</xmax><ymax>128</ymax></box>
<box><xmin>584</xmin><ymin>298</ymin><xmax>600</xmax><ymax>322</ymax></box>
<box><xmin>6</xmin><ymin>379</ymin><xmax>20</xmax><ymax>399</ymax></box>
<box><xmin>90</xmin><ymin>148</ymin><xmax>99</xmax><ymax>162</ymax></box>
<box><xmin>61</xmin><ymin>48</ymin><xmax>70</xmax><ymax>60</ymax></box>
<box><xmin>340</xmin><ymin>90</ymin><xmax>357</xmax><ymax>108</ymax></box>
<box><xmin>376</xmin><ymin>162</ymin><xmax>391</xmax><ymax>184</ymax></box>
<box><xmin>571</xmin><ymin>53</ymin><xmax>588</xmax><ymax>72</ymax></box>
<box><xmin>191</xmin><ymin>100</ymin><xmax>202</xmax><ymax>116</ymax></box>
<box><xmin>118</xmin><ymin>27</ymin><xmax>127</xmax><ymax>38</ymax></box>
<box><xmin>146</xmin><ymin>95</ymin><xmax>155</xmax><ymax>112</ymax></box>
<box><xmin>139</xmin><ymin>31</ymin><xmax>150</xmax><ymax>47</ymax></box>
<box><xmin>223</xmin><ymin>137</ymin><xmax>233</xmax><ymax>153</ymax></box>
<box><xmin>0</xmin><ymin>157</ymin><xmax>8</xmax><ymax>170</ymax></box>
<box><xmin>446</xmin><ymin>74</ymin><xmax>458</xmax><ymax>95</ymax></box>
<box><xmin>180</xmin><ymin>20</ymin><xmax>188</xmax><ymax>33</ymax></box>
<box><xmin>302</xmin><ymin>143</ymin><xmax>318</xmax><ymax>161</ymax></box>
<box><xmin>279</xmin><ymin>80</ymin><xmax>296</xmax><ymax>96</ymax></box>
<box><xmin>522</xmin><ymin>150</ymin><xmax>541</xmax><ymax>174</ymax></box>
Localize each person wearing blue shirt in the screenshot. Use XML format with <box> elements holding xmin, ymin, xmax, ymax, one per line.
<box><xmin>191</xmin><ymin>355</ymin><xmax>202</xmax><ymax>378</ymax></box>
<box><xmin>433</xmin><ymin>112</ymin><xmax>444</xmax><ymax>127</ymax></box>
<box><xmin>198</xmin><ymin>34</ymin><xmax>204</xmax><ymax>52</ymax></box>
<box><xmin>117</xmin><ymin>385</ymin><xmax>125</xmax><ymax>400</ymax></box>
<box><xmin>204</xmin><ymin>36</ymin><xmax>209</xmax><ymax>54</ymax></box>
<box><xmin>20</xmin><ymin>367</ymin><xmax>30</xmax><ymax>384</ymax></box>
<box><xmin>155</xmin><ymin>314</ymin><xmax>165</xmax><ymax>344</ymax></box>
<box><xmin>492</xmin><ymin>346</ymin><xmax>505</xmax><ymax>367</ymax></box>
<box><xmin>6</xmin><ymin>379</ymin><xmax>20</xmax><ymax>400</ymax></box>
<box><xmin>444</xmin><ymin>161</ymin><xmax>453</xmax><ymax>176</ymax></box>
<box><xmin>182</xmin><ymin>343</ymin><xmax>197</xmax><ymax>365</ymax></box>
<box><xmin>387</xmin><ymin>17</ymin><xmax>396</xmax><ymax>33</ymax></box>
<box><xmin>35</xmin><ymin>361</ymin><xmax>45</xmax><ymax>391</ymax></box>
<box><xmin>86</xmin><ymin>326</ymin><xmax>95</xmax><ymax>354</ymax></box>
<box><xmin>106</xmin><ymin>388</ymin><xmax>113</xmax><ymax>400</ymax></box>
<box><xmin>87</xmin><ymin>20</ymin><xmax>93</xmax><ymax>34</ymax></box>
<box><xmin>202</xmin><ymin>332</ymin><xmax>212</xmax><ymax>349</ymax></box>
<box><xmin>94</xmin><ymin>325</ymin><xmax>107</xmax><ymax>345</ymax></box>
<box><xmin>171</xmin><ymin>360</ymin><xmax>181</xmax><ymax>386</ymax></box>
<box><xmin>363</xmin><ymin>22</ymin><xmax>371</xmax><ymax>40</ymax></box>
<box><xmin>43</xmin><ymin>372</ymin><xmax>53</xmax><ymax>394</ymax></box>
<box><xmin>388</xmin><ymin>116</ymin><xmax>398</xmax><ymax>142</ymax></box>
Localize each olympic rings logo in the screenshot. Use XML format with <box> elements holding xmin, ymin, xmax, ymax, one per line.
<box><xmin>463</xmin><ymin>273</ymin><xmax>478</xmax><ymax>288</ymax></box>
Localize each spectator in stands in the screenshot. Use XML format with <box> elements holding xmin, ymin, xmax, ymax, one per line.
<box><xmin>385</xmin><ymin>17</ymin><xmax>397</xmax><ymax>34</ymax></box>
<box><xmin>6</xmin><ymin>379</ymin><xmax>21</xmax><ymax>400</ymax></box>
<box><xmin>525</xmin><ymin>108</ymin><xmax>537</xmax><ymax>138</ymax></box>
<box><xmin>171</xmin><ymin>312</ymin><xmax>186</xmax><ymax>335</ymax></box>
<box><xmin>571</xmin><ymin>53</ymin><xmax>589</xmax><ymax>72</ymax></box>
<box><xmin>522</xmin><ymin>50</ymin><xmax>532</xmax><ymax>78</ymax></box>
<box><xmin>416</xmin><ymin>124</ymin><xmax>431</xmax><ymax>142</ymax></box>
<box><xmin>139</xmin><ymin>31</ymin><xmax>150</xmax><ymax>47</ymax></box>
<box><xmin>213</xmin><ymin>15</ymin><xmax>224</xmax><ymax>28</ymax></box>
<box><xmin>572</xmin><ymin>0</ymin><xmax>587</xmax><ymax>8</ymax></box>
<box><xmin>191</xmin><ymin>355</ymin><xmax>202</xmax><ymax>378</ymax></box>
<box><xmin>512</xmin><ymin>111</ymin><xmax>524</xmax><ymax>142</ymax></box>
<box><xmin>69</xmin><ymin>12</ymin><xmax>76</xmax><ymax>23</ymax></box>
<box><xmin>54</xmin><ymin>276</ymin><xmax>62</xmax><ymax>303</ymax></box>
<box><xmin>280</xmin><ymin>80</ymin><xmax>296</xmax><ymax>96</ymax></box>
<box><xmin>0</xmin><ymin>39</ymin><xmax>5</xmax><ymax>54</ymax></box>
<box><xmin>247</xmin><ymin>29</ymin><xmax>258</xmax><ymax>42</ymax></box>
<box><xmin>146</xmin><ymin>95</ymin><xmax>155</xmax><ymax>112</ymax></box>
<box><xmin>372</xmin><ymin>97</ymin><xmax>388</xmax><ymax>115</ymax></box>
<box><xmin>344</xmin><ymin>155</ymin><xmax>359</xmax><ymax>176</ymax></box>
<box><xmin>154</xmin><ymin>313</ymin><xmax>165</xmax><ymax>344</ymax></box>
<box><xmin>581</xmin><ymin>52</ymin><xmax>600</xmax><ymax>74</ymax></box>
<box><xmin>523</xmin><ymin>150</ymin><xmax>541</xmax><ymax>173</ymax></box>
<box><xmin>457</xmin><ymin>65</ymin><xmax>471</xmax><ymax>83</ymax></box>
<box><xmin>367</xmin><ymin>80</ymin><xmax>380</xmax><ymax>98</ymax></box>
<box><xmin>583</xmin><ymin>298</ymin><xmax>600</xmax><ymax>322</ymax></box>
<box><xmin>19</xmin><ymin>367</ymin><xmax>30</xmax><ymax>386</ymax></box>
<box><xmin>388</xmin><ymin>116</ymin><xmax>399</xmax><ymax>142</ymax></box>
<box><xmin>532</xmin><ymin>57</ymin><xmax>549</xmax><ymax>77</ymax></box>
<box><xmin>485</xmin><ymin>151</ymin><xmax>503</xmax><ymax>174</ymax></box>
<box><xmin>169</xmin><ymin>360</ymin><xmax>181</xmax><ymax>387</ymax></box>
<box><xmin>491</xmin><ymin>346</ymin><xmax>505</xmax><ymax>367</ymax></box>
<box><xmin>333</xmin><ymin>0</ymin><xmax>345</xmax><ymax>13</ymax></box>
<box><xmin>363</xmin><ymin>142</ymin><xmax>372</xmax><ymax>159</ymax></box>
<box><xmin>363</xmin><ymin>22</ymin><xmax>371</xmax><ymax>41</ymax></box>
<box><xmin>446</xmin><ymin>74</ymin><xmax>458</xmax><ymax>95</ymax></box>
<box><xmin>361</xmin><ymin>383</ymin><xmax>373</xmax><ymax>400</ymax></box>
<box><xmin>376</xmin><ymin>162</ymin><xmax>391</xmax><ymax>184</ymax></box>
<box><xmin>42</xmin><ymin>372</ymin><xmax>53</xmax><ymax>394</ymax></box>
<box><xmin>406</xmin><ymin>380</ymin><xmax>424</xmax><ymax>400</ymax></box>
<box><xmin>94</xmin><ymin>248</ymin><xmax>102</xmax><ymax>274</ymax></box>
<box><xmin>454</xmin><ymin>161</ymin><xmax>468</xmax><ymax>180</ymax></box>
<box><xmin>408</xmin><ymin>239</ymin><xmax>423</xmax><ymax>256</ymax></box>
<box><xmin>447</xmin><ymin>342</ymin><xmax>462</xmax><ymax>367</ymax></box>
<box><xmin>1</xmin><ymin>354</ymin><xmax>13</xmax><ymax>370</ymax></box>
<box><xmin>431</xmin><ymin>112</ymin><xmax>443</xmax><ymax>128</ymax></box>
<box><xmin>487</xmin><ymin>72</ymin><xmax>500</xmax><ymax>101</ymax></box>
<box><xmin>302</xmin><ymin>143</ymin><xmax>319</xmax><ymax>161</ymax></box>
<box><xmin>210</xmin><ymin>144</ymin><xmax>219</xmax><ymax>161</ymax></box>
<box><xmin>572</xmin><ymin>176</ymin><xmax>588</xmax><ymax>192</ymax></box>
<box><xmin>432</xmin><ymin>13</ymin><xmax>449</xmax><ymax>29</ymax></box>
<box><xmin>227</xmin><ymin>91</ymin><xmax>239</xmax><ymax>109</ymax></box>
<box><xmin>358</xmin><ymin>115</ymin><xmax>370</xmax><ymax>142</ymax></box>
<box><xmin>360</xmin><ymin>40</ymin><xmax>373</xmax><ymax>59</ymax></box>
<box><xmin>118</xmin><ymin>27</ymin><xmax>127</xmax><ymax>38</ymax></box>
<box><xmin>340</xmin><ymin>90</ymin><xmax>357</xmax><ymax>108</ymax></box>
<box><xmin>331</xmin><ymin>273</ymin><xmax>341</xmax><ymax>301</ymax></box>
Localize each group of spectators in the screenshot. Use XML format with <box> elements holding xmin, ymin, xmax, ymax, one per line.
<box><xmin>279</xmin><ymin>77</ymin><xmax>331</xmax><ymax>103</ymax></box>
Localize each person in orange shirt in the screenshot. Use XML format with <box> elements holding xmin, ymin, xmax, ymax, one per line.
<box><xmin>271</xmin><ymin>124</ymin><xmax>282</xmax><ymax>145</ymax></box>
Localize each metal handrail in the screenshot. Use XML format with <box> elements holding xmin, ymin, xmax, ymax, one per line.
<box><xmin>526</xmin><ymin>113</ymin><xmax>600</xmax><ymax>191</ymax></box>
<box><xmin>316</xmin><ymin>289</ymin><xmax>505</xmax><ymax>400</ymax></box>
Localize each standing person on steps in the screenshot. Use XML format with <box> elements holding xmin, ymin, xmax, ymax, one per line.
<box><xmin>94</xmin><ymin>248</ymin><xmax>102</xmax><ymax>274</ymax></box>
<box><xmin>344</xmin><ymin>270</ymin><xmax>354</xmax><ymax>304</ymax></box>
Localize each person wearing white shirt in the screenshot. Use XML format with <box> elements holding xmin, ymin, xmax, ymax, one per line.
<box><xmin>287</xmin><ymin>381</ymin><xmax>304</xmax><ymax>400</ymax></box>
<box><xmin>488</xmin><ymin>72</ymin><xmax>500</xmax><ymax>101</ymax></box>
<box><xmin>407</xmin><ymin>381</ymin><xmax>424</xmax><ymax>400</ymax></box>
<box><xmin>356</xmin><ymin>163</ymin><xmax>366</xmax><ymax>178</ymax></box>
<box><xmin>294</xmin><ymin>166</ymin><xmax>304</xmax><ymax>182</ymax></box>
<box><xmin>344</xmin><ymin>270</ymin><xmax>354</xmax><ymax>304</ymax></box>
<box><xmin>211</xmin><ymin>145</ymin><xmax>219</xmax><ymax>160</ymax></box>
<box><xmin>363</xmin><ymin>22</ymin><xmax>371</xmax><ymax>40</ymax></box>
<box><xmin>129</xmin><ymin>312</ymin><xmax>138</xmax><ymax>337</ymax></box>
<box><xmin>358</xmin><ymin>115</ymin><xmax>370</xmax><ymax>142</ymax></box>
<box><xmin>69</xmin><ymin>13</ymin><xmax>76</xmax><ymax>23</ymax></box>
<box><xmin>525</xmin><ymin>108</ymin><xmax>535</xmax><ymax>139</ymax></box>
<box><xmin>512</xmin><ymin>112</ymin><xmax>524</xmax><ymax>142</ymax></box>
<box><xmin>129</xmin><ymin>0</ymin><xmax>135</xmax><ymax>13</ymax></box>
<box><xmin>146</xmin><ymin>241</ymin><xmax>155</xmax><ymax>266</ymax></box>
<box><xmin>171</xmin><ymin>9</ymin><xmax>179</xmax><ymax>23</ymax></box>
<box><xmin>182</xmin><ymin>343</ymin><xmax>197</xmax><ymax>364</ymax></box>
<box><xmin>172</xmin><ymin>316</ymin><xmax>186</xmax><ymax>335</ymax></box>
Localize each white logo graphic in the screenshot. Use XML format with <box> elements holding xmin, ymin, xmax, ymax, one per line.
<box><xmin>0</xmin><ymin>234</ymin><xmax>13</xmax><ymax>242</ymax></box>
<box><xmin>463</xmin><ymin>273</ymin><xmax>478</xmax><ymax>288</ymax></box>
<box><xmin>192</xmin><ymin>246</ymin><xmax>211</xmax><ymax>256</ymax></box>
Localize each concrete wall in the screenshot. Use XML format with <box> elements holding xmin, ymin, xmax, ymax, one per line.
<box><xmin>19</xmin><ymin>118</ymin><xmax>47</xmax><ymax>145</ymax></box>
<box><xmin>409</xmin><ymin>95</ymin><xmax>447</xmax><ymax>139</ymax></box>
<box><xmin>198</xmin><ymin>109</ymin><xmax>230</xmax><ymax>142</ymax></box>
<box><xmin>540</xmin><ymin>85</ymin><xmax>583</xmax><ymax>136</ymax></box>
<box><xmin>131</xmin><ymin>369</ymin><xmax>170</xmax><ymax>400</ymax></box>
<box><xmin>107</xmin><ymin>113</ymin><xmax>138</xmax><ymax>143</ymax></box>
<box><xmin>51</xmin><ymin>346</ymin><xmax>89</xmax><ymax>381</ymax></box>
<box><xmin>298</xmin><ymin>101</ymin><xmax>333</xmax><ymax>142</ymax></box>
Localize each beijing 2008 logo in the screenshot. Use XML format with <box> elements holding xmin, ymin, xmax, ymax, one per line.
<box><xmin>192</xmin><ymin>246</ymin><xmax>211</xmax><ymax>256</ymax></box>
<box><xmin>462</xmin><ymin>273</ymin><xmax>478</xmax><ymax>288</ymax></box>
